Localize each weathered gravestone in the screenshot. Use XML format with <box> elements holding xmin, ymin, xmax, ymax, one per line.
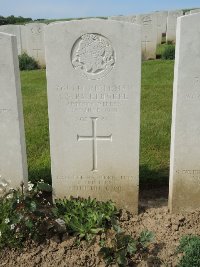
<box><xmin>0</xmin><ymin>33</ymin><xmax>28</xmax><ymax>194</ymax></box>
<box><xmin>166</xmin><ymin>10</ymin><xmax>183</xmax><ymax>43</ymax></box>
<box><xmin>169</xmin><ymin>13</ymin><xmax>200</xmax><ymax>212</ymax></box>
<box><xmin>45</xmin><ymin>19</ymin><xmax>141</xmax><ymax>213</ymax></box>
<box><xmin>154</xmin><ymin>11</ymin><xmax>168</xmax><ymax>44</ymax></box>
<box><xmin>0</xmin><ymin>25</ymin><xmax>23</xmax><ymax>55</ymax></box>
<box><xmin>160</xmin><ymin>11</ymin><xmax>168</xmax><ymax>34</ymax></box>
<box><xmin>24</xmin><ymin>23</ymin><xmax>46</xmax><ymax>66</ymax></box>
<box><xmin>109</xmin><ymin>14</ymin><xmax>157</xmax><ymax>60</ymax></box>
<box><xmin>155</xmin><ymin>12</ymin><xmax>164</xmax><ymax>45</ymax></box>
<box><xmin>136</xmin><ymin>14</ymin><xmax>157</xmax><ymax>60</ymax></box>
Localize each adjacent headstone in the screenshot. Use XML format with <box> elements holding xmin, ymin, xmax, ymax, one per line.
<box><xmin>136</xmin><ymin>14</ymin><xmax>157</xmax><ymax>60</ymax></box>
<box><xmin>109</xmin><ymin>14</ymin><xmax>157</xmax><ymax>60</ymax></box>
<box><xmin>0</xmin><ymin>25</ymin><xmax>22</xmax><ymax>54</ymax></box>
<box><xmin>160</xmin><ymin>11</ymin><xmax>168</xmax><ymax>34</ymax></box>
<box><xmin>45</xmin><ymin>19</ymin><xmax>141</xmax><ymax>213</ymax></box>
<box><xmin>155</xmin><ymin>12</ymin><xmax>164</xmax><ymax>44</ymax></box>
<box><xmin>154</xmin><ymin>11</ymin><xmax>168</xmax><ymax>38</ymax></box>
<box><xmin>0</xmin><ymin>33</ymin><xmax>28</xmax><ymax>194</ymax></box>
<box><xmin>24</xmin><ymin>23</ymin><xmax>46</xmax><ymax>66</ymax></box>
<box><xmin>169</xmin><ymin>13</ymin><xmax>200</xmax><ymax>212</ymax></box>
<box><xmin>166</xmin><ymin>10</ymin><xmax>183</xmax><ymax>43</ymax></box>
<box><xmin>20</xmin><ymin>25</ymin><xmax>28</xmax><ymax>54</ymax></box>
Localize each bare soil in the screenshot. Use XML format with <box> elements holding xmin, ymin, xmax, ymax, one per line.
<box><xmin>0</xmin><ymin>186</ymin><xmax>200</xmax><ymax>267</ymax></box>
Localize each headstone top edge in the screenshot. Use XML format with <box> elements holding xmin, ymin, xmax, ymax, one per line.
<box><xmin>46</xmin><ymin>18</ymin><xmax>141</xmax><ymax>30</ymax></box>
<box><xmin>178</xmin><ymin>11</ymin><xmax>200</xmax><ymax>23</ymax></box>
<box><xmin>0</xmin><ymin>32</ymin><xmax>16</xmax><ymax>38</ymax></box>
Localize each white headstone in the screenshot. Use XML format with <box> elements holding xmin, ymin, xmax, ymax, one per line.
<box><xmin>169</xmin><ymin>13</ymin><xmax>200</xmax><ymax>212</ymax></box>
<box><xmin>109</xmin><ymin>14</ymin><xmax>157</xmax><ymax>60</ymax></box>
<box><xmin>24</xmin><ymin>23</ymin><xmax>46</xmax><ymax>66</ymax></box>
<box><xmin>45</xmin><ymin>19</ymin><xmax>141</xmax><ymax>213</ymax></box>
<box><xmin>166</xmin><ymin>10</ymin><xmax>183</xmax><ymax>43</ymax></box>
<box><xmin>155</xmin><ymin>12</ymin><xmax>163</xmax><ymax>45</ymax></box>
<box><xmin>190</xmin><ymin>8</ymin><xmax>200</xmax><ymax>14</ymax></box>
<box><xmin>161</xmin><ymin>11</ymin><xmax>168</xmax><ymax>34</ymax></box>
<box><xmin>0</xmin><ymin>33</ymin><xmax>28</xmax><ymax>194</ymax></box>
<box><xmin>136</xmin><ymin>14</ymin><xmax>157</xmax><ymax>60</ymax></box>
<box><xmin>155</xmin><ymin>11</ymin><xmax>168</xmax><ymax>37</ymax></box>
<box><xmin>20</xmin><ymin>25</ymin><xmax>28</xmax><ymax>54</ymax></box>
<box><xmin>0</xmin><ymin>25</ymin><xmax>22</xmax><ymax>54</ymax></box>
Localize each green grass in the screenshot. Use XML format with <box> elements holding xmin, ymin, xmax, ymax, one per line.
<box><xmin>21</xmin><ymin>70</ymin><xmax>50</xmax><ymax>183</ymax></box>
<box><xmin>20</xmin><ymin>60</ymin><xmax>174</xmax><ymax>186</ymax></box>
<box><xmin>140</xmin><ymin>60</ymin><xmax>174</xmax><ymax>187</ymax></box>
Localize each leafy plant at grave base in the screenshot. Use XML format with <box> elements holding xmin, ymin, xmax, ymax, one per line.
<box><xmin>161</xmin><ymin>44</ymin><xmax>175</xmax><ymax>60</ymax></box>
<box><xmin>177</xmin><ymin>235</ymin><xmax>200</xmax><ymax>267</ymax></box>
<box><xmin>54</xmin><ymin>197</ymin><xmax>119</xmax><ymax>241</ymax></box>
<box><xmin>18</xmin><ymin>53</ymin><xmax>39</xmax><ymax>71</ymax></box>
<box><xmin>99</xmin><ymin>229</ymin><xmax>154</xmax><ymax>267</ymax></box>
<box><xmin>0</xmin><ymin>180</ymin><xmax>54</xmax><ymax>249</ymax></box>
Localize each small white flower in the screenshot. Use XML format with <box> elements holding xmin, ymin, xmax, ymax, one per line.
<box><xmin>27</xmin><ymin>182</ymin><xmax>34</xmax><ymax>192</ymax></box>
<box><xmin>0</xmin><ymin>231</ymin><xmax>2</xmax><ymax>237</ymax></box>
<box><xmin>4</xmin><ymin>218</ymin><xmax>10</xmax><ymax>224</ymax></box>
<box><xmin>6</xmin><ymin>193</ymin><xmax>13</xmax><ymax>199</ymax></box>
<box><xmin>10</xmin><ymin>224</ymin><xmax>15</xmax><ymax>230</ymax></box>
<box><xmin>17</xmin><ymin>199</ymin><xmax>20</xmax><ymax>203</ymax></box>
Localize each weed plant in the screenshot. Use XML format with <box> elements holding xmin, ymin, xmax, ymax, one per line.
<box><xmin>54</xmin><ymin>197</ymin><xmax>118</xmax><ymax>241</ymax></box>
<box><xmin>177</xmin><ymin>235</ymin><xmax>200</xmax><ymax>267</ymax></box>
<box><xmin>19</xmin><ymin>53</ymin><xmax>39</xmax><ymax>71</ymax></box>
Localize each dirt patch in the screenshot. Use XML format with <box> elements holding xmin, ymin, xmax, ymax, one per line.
<box><xmin>0</xmin><ymin>186</ymin><xmax>200</xmax><ymax>267</ymax></box>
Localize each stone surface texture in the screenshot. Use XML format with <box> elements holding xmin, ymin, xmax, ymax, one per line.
<box><xmin>45</xmin><ymin>19</ymin><xmax>141</xmax><ymax>213</ymax></box>
<box><xmin>24</xmin><ymin>23</ymin><xmax>46</xmax><ymax>66</ymax></box>
<box><xmin>166</xmin><ymin>10</ymin><xmax>183</xmax><ymax>43</ymax></box>
<box><xmin>0</xmin><ymin>33</ymin><xmax>28</xmax><ymax>194</ymax></box>
<box><xmin>136</xmin><ymin>13</ymin><xmax>157</xmax><ymax>60</ymax></box>
<box><xmin>0</xmin><ymin>25</ymin><xmax>23</xmax><ymax>54</ymax></box>
<box><xmin>169</xmin><ymin>13</ymin><xmax>200</xmax><ymax>212</ymax></box>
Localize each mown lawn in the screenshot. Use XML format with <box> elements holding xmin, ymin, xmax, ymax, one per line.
<box><xmin>20</xmin><ymin>60</ymin><xmax>174</xmax><ymax>186</ymax></box>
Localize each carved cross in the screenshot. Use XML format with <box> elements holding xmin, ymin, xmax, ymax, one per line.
<box><xmin>77</xmin><ymin>117</ymin><xmax>112</xmax><ymax>172</ymax></box>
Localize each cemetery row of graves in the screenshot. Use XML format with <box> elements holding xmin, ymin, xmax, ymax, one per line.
<box><xmin>0</xmin><ymin>8</ymin><xmax>200</xmax><ymax>266</ymax></box>
<box><xmin>0</xmin><ymin>8</ymin><xmax>200</xmax><ymax>66</ymax></box>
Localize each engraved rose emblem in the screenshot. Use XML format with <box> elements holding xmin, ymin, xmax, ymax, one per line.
<box><xmin>71</xmin><ymin>33</ymin><xmax>115</xmax><ymax>80</ymax></box>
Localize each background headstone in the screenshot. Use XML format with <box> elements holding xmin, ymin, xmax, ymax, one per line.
<box><xmin>169</xmin><ymin>13</ymin><xmax>200</xmax><ymax>212</ymax></box>
<box><xmin>0</xmin><ymin>25</ymin><xmax>22</xmax><ymax>54</ymax></box>
<box><xmin>166</xmin><ymin>10</ymin><xmax>183</xmax><ymax>43</ymax></box>
<box><xmin>0</xmin><ymin>33</ymin><xmax>28</xmax><ymax>194</ymax></box>
<box><xmin>20</xmin><ymin>25</ymin><xmax>28</xmax><ymax>54</ymax></box>
<box><xmin>110</xmin><ymin>14</ymin><xmax>157</xmax><ymax>60</ymax></box>
<box><xmin>24</xmin><ymin>23</ymin><xmax>46</xmax><ymax>66</ymax></box>
<box><xmin>154</xmin><ymin>12</ymin><xmax>164</xmax><ymax>45</ymax></box>
<box><xmin>190</xmin><ymin>8</ymin><xmax>200</xmax><ymax>14</ymax></box>
<box><xmin>45</xmin><ymin>19</ymin><xmax>141</xmax><ymax>213</ymax></box>
<box><xmin>136</xmin><ymin>14</ymin><xmax>157</xmax><ymax>60</ymax></box>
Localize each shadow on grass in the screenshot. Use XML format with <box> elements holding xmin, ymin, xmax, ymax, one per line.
<box><xmin>140</xmin><ymin>164</ymin><xmax>169</xmax><ymax>189</ymax></box>
<box><xmin>29</xmin><ymin>167</ymin><xmax>52</xmax><ymax>184</ymax></box>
